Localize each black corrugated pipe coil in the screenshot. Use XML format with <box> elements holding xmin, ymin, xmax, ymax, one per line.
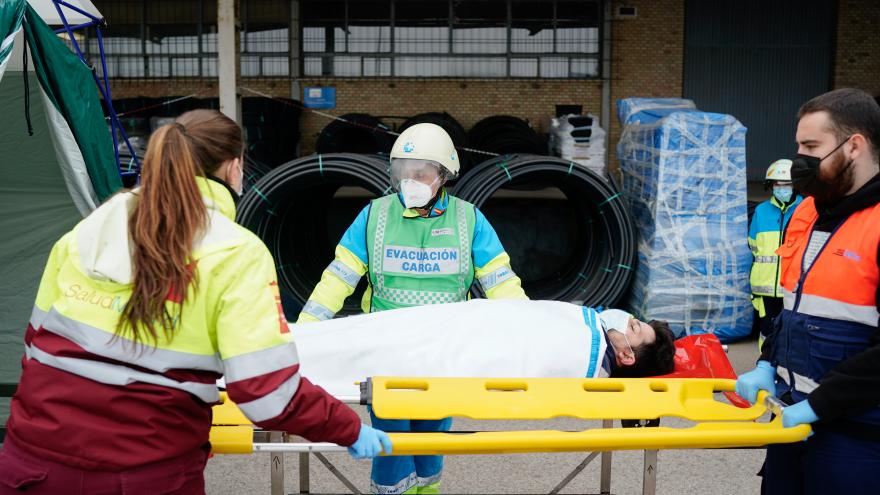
<box><xmin>237</xmin><ymin>153</ymin><xmax>390</xmax><ymax>317</ymax></box>
<box><xmin>314</xmin><ymin>113</ymin><xmax>395</xmax><ymax>155</ymax></box>
<box><xmin>237</xmin><ymin>153</ymin><xmax>634</xmax><ymax>315</ymax></box>
<box><xmin>467</xmin><ymin>115</ymin><xmax>547</xmax><ymax>156</ymax></box>
<box><xmin>452</xmin><ymin>154</ymin><xmax>635</xmax><ymax>307</ymax></box>
<box><xmin>242</xmin><ymin>156</ymin><xmax>273</xmax><ymax>194</ymax></box>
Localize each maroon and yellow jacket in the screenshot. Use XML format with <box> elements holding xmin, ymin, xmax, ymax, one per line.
<box><xmin>7</xmin><ymin>178</ymin><xmax>359</xmax><ymax>471</ymax></box>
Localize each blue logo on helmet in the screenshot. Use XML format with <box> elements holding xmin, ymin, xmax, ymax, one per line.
<box><xmin>403</xmin><ymin>141</ymin><xmax>414</xmax><ymax>153</ymax></box>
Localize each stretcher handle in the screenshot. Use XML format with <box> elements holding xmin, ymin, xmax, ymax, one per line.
<box><xmin>762</xmin><ymin>395</ymin><xmax>787</xmax><ymax>417</ymax></box>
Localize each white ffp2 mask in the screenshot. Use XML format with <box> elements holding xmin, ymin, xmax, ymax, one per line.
<box><xmin>600</xmin><ymin>309</ymin><xmax>635</xmax><ymax>355</ymax></box>
<box><xmin>600</xmin><ymin>309</ymin><xmax>633</xmax><ymax>335</ymax></box>
<box><xmin>234</xmin><ymin>164</ymin><xmax>244</xmax><ymax>197</ymax></box>
<box><xmin>399</xmin><ymin>179</ymin><xmax>436</xmax><ymax>209</ymax></box>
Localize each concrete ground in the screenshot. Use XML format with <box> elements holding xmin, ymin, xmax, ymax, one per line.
<box><xmin>204</xmin><ymin>334</ymin><xmax>766</xmax><ymax>495</ymax></box>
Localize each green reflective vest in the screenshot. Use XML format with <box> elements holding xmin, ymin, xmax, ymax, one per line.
<box><xmin>365</xmin><ymin>194</ymin><xmax>476</xmax><ymax>311</ymax></box>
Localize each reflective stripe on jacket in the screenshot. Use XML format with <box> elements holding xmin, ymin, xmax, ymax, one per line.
<box><xmin>8</xmin><ymin>177</ymin><xmax>359</xmax><ymax>471</ymax></box>
<box><xmin>748</xmin><ymin>195</ymin><xmax>802</xmax><ymax>299</ymax></box>
<box><xmin>771</xmin><ymin>197</ymin><xmax>880</xmax><ymax>425</ymax></box>
<box><xmin>365</xmin><ymin>193</ymin><xmax>475</xmax><ymax>311</ymax></box>
<box><xmin>297</xmin><ymin>190</ymin><xmax>526</xmax><ymax>322</ymax></box>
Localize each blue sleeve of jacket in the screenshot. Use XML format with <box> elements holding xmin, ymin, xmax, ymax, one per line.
<box><xmin>748</xmin><ymin>203</ymin><xmax>761</xmax><ymax>240</ymax></box>
<box><xmin>338</xmin><ymin>205</ymin><xmax>370</xmax><ymax>265</ymax></box>
<box><xmin>472</xmin><ymin>208</ymin><xmax>507</xmax><ymax>268</ymax></box>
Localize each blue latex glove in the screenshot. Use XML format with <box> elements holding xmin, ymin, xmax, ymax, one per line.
<box><xmin>348</xmin><ymin>423</ymin><xmax>392</xmax><ymax>459</ymax></box>
<box><xmin>735</xmin><ymin>360</ymin><xmax>777</xmax><ymax>404</ymax></box>
<box><xmin>782</xmin><ymin>400</ymin><xmax>819</xmax><ymax>428</ymax></box>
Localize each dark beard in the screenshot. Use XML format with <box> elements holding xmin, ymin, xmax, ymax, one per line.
<box><xmin>812</xmin><ymin>152</ymin><xmax>854</xmax><ymax>207</ymax></box>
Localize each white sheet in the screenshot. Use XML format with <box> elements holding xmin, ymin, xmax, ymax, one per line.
<box><xmin>290</xmin><ymin>299</ymin><xmax>606</xmax><ymax>398</ymax></box>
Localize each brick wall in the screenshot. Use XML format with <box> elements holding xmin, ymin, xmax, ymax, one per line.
<box><xmin>834</xmin><ymin>0</ymin><xmax>880</xmax><ymax>95</ymax></box>
<box><xmin>110</xmin><ymin>78</ymin><xmax>295</xmax><ymax>101</ymax></box>
<box><xmin>608</xmin><ymin>0</ymin><xmax>684</xmax><ymax>171</ymax></box>
<box><xmin>108</xmin><ymin>0</ymin><xmax>874</xmax><ymax>169</ymax></box>
<box><xmin>107</xmin><ymin>0</ymin><xmax>687</xmax><ymax>167</ymax></box>
<box><xmin>110</xmin><ymin>77</ymin><xmax>602</xmax><ymax>158</ymax></box>
<box><xmin>110</xmin><ymin>79</ymin><xmax>219</xmax><ymax>100</ymax></box>
<box><xmin>284</xmin><ymin>0</ymin><xmax>685</xmax><ymax>164</ymax></box>
<box><xmin>294</xmin><ymin>78</ymin><xmax>602</xmax><ymax>155</ymax></box>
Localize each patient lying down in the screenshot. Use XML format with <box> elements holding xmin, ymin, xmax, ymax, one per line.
<box><xmin>289</xmin><ymin>299</ymin><xmax>676</xmax><ymax>397</ymax></box>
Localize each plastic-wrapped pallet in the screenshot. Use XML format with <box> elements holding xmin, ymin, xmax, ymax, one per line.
<box><xmin>550</xmin><ymin>114</ymin><xmax>607</xmax><ymax>179</ymax></box>
<box><xmin>617</xmin><ymin>98</ymin><xmax>697</xmax><ymax>123</ymax></box>
<box><xmin>616</xmin><ymin>98</ymin><xmax>753</xmax><ymax>342</ymax></box>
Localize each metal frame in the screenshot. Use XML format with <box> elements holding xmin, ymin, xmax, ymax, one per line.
<box><xmin>88</xmin><ymin>0</ymin><xmax>600</xmax><ymax>80</ymax></box>
<box><xmin>299</xmin><ymin>0</ymin><xmax>602</xmax><ymax>79</ymax></box>
<box><xmin>244</xmin><ymin>369</ymin><xmax>770</xmax><ymax>495</ymax></box>
<box><xmin>84</xmin><ymin>0</ymin><xmax>291</xmax><ymax>79</ymax></box>
<box><xmin>256</xmin><ymin>417</ymin><xmax>663</xmax><ymax>495</ymax></box>
<box><xmin>49</xmin><ymin>0</ymin><xmax>140</xmax><ymax>180</ymax></box>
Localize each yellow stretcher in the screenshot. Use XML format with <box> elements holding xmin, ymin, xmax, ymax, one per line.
<box><xmin>208</xmin><ymin>334</ymin><xmax>806</xmax><ymax>494</ymax></box>
<box><xmin>211</xmin><ymin>377</ymin><xmax>810</xmax><ymax>456</ymax></box>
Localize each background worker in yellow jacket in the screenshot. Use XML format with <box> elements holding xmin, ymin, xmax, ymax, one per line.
<box><xmin>1</xmin><ymin>110</ymin><xmax>389</xmax><ymax>495</ymax></box>
<box><xmin>297</xmin><ymin>123</ymin><xmax>527</xmax><ymax>494</ymax></box>
<box><xmin>748</xmin><ymin>159</ymin><xmax>802</xmax><ymax>348</ymax></box>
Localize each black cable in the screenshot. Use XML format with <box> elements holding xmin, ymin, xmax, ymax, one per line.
<box><xmin>452</xmin><ymin>154</ymin><xmax>635</xmax><ymax>307</ymax></box>
<box><xmin>237</xmin><ymin>153</ymin><xmax>391</xmax><ymax>316</ymax></box>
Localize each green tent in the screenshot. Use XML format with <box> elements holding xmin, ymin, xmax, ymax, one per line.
<box><xmin>0</xmin><ymin>0</ymin><xmax>122</xmax><ymax>420</ymax></box>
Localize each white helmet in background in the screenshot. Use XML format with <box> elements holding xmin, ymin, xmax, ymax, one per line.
<box><xmin>765</xmin><ymin>159</ymin><xmax>793</xmax><ymax>182</ymax></box>
<box><xmin>390</xmin><ymin>123</ymin><xmax>460</xmax><ymax>177</ymax></box>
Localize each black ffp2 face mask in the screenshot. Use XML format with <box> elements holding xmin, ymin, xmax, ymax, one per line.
<box><xmin>791</xmin><ymin>136</ymin><xmax>853</xmax><ymax>204</ymax></box>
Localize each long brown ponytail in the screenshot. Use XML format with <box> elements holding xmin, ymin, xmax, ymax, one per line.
<box><xmin>119</xmin><ymin>109</ymin><xmax>244</xmax><ymax>345</ymax></box>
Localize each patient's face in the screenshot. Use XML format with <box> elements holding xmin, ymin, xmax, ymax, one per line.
<box><xmin>626</xmin><ymin>318</ymin><xmax>656</xmax><ymax>348</ymax></box>
<box><xmin>607</xmin><ymin>317</ymin><xmax>656</xmax><ymax>359</ymax></box>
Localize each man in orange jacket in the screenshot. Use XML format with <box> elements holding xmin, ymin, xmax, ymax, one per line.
<box><xmin>736</xmin><ymin>88</ymin><xmax>880</xmax><ymax>494</ymax></box>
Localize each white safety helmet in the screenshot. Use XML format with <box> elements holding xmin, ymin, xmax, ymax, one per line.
<box><xmin>765</xmin><ymin>159</ymin><xmax>793</xmax><ymax>182</ymax></box>
<box><xmin>390</xmin><ymin>123</ymin><xmax>460</xmax><ymax>177</ymax></box>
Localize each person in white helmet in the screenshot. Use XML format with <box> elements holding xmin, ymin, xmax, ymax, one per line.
<box><xmin>297</xmin><ymin>123</ymin><xmax>527</xmax><ymax>494</ymax></box>
<box><xmin>748</xmin><ymin>159</ymin><xmax>803</xmax><ymax>348</ymax></box>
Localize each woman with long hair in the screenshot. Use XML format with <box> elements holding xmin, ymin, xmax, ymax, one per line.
<box><xmin>0</xmin><ymin>109</ymin><xmax>389</xmax><ymax>494</ymax></box>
